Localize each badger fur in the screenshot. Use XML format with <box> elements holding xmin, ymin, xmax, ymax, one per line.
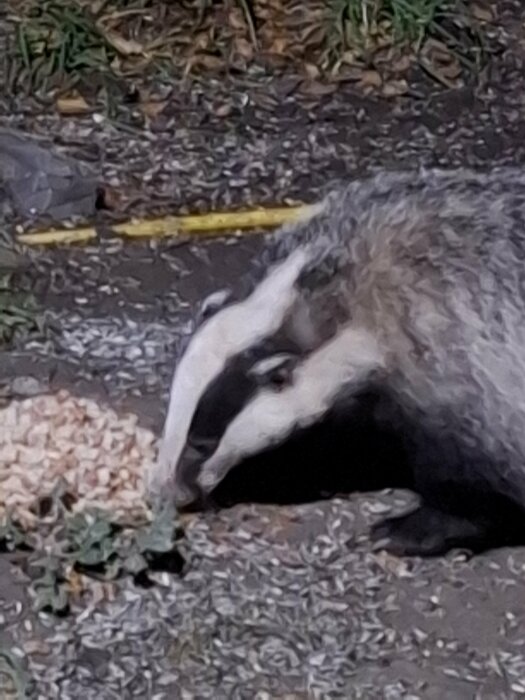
<box><xmin>150</xmin><ymin>167</ymin><xmax>525</xmax><ymax>556</ymax></box>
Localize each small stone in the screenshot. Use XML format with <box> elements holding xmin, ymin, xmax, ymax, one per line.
<box><xmin>11</xmin><ymin>376</ymin><xmax>47</xmax><ymax>397</ymax></box>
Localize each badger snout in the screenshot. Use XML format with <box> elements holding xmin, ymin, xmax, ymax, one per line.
<box><xmin>173</xmin><ymin>483</ymin><xmax>202</xmax><ymax>511</ymax></box>
<box><xmin>172</xmin><ymin>444</ymin><xmax>209</xmax><ymax>511</ymax></box>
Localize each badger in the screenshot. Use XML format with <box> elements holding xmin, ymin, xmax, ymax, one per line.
<box><xmin>149</xmin><ymin>167</ymin><xmax>525</xmax><ymax>556</ymax></box>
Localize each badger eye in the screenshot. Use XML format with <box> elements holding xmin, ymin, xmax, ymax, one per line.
<box><xmin>249</xmin><ymin>353</ymin><xmax>297</xmax><ymax>390</ymax></box>
<box><xmin>199</xmin><ymin>289</ymin><xmax>232</xmax><ymax>321</ymax></box>
<box><xmin>266</xmin><ymin>366</ymin><xmax>292</xmax><ymax>390</ymax></box>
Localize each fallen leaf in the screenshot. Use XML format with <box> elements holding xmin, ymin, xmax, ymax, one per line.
<box><xmin>341</xmin><ymin>50</ymin><xmax>359</xmax><ymax>66</ymax></box>
<box><xmin>471</xmin><ymin>3</ymin><xmax>494</xmax><ymax>23</ymax></box>
<box><xmin>188</xmin><ymin>54</ymin><xmax>225</xmax><ymax>72</ymax></box>
<box><xmin>334</xmin><ymin>64</ymin><xmax>368</xmax><ymax>82</ymax></box>
<box><xmin>304</xmin><ymin>62</ymin><xmax>321</xmax><ymax>80</ymax></box>
<box><xmin>358</xmin><ymin>69</ymin><xmax>383</xmax><ymax>91</ymax></box>
<box><xmin>299</xmin><ymin>80</ymin><xmax>337</xmax><ymax>96</ymax></box>
<box><xmin>99</xmin><ymin>29</ymin><xmax>144</xmax><ymax>56</ymax></box>
<box><xmin>299</xmin><ymin>25</ymin><xmax>327</xmax><ymax>51</ymax></box>
<box><xmin>139</xmin><ymin>100</ymin><xmax>168</xmax><ymax>119</ymax></box>
<box><xmin>193</xmin><ymin>32</ymin><xmax>212</xmax><ymax>52</ymax></box>
<box><xmin>382</xmin><ymin>78</ymin><xmax>409</xmax><ymax>97</ymax></box>
<box><xmin>56</xmin><ymin>95</ymin><xmax>92</xmax><ymax>115</ymax></box>
<box><xmin>234</xmin><ymin>37</ymin><xmax>254</xmax><ymax>61</ymax></box>
<box><xmin>267</xmin><ymin>37</ymin><xmax>288</xmax><ymax>56</ymax></box>
<box><xmin>359</xmin><ymin>69</ymin><xmax>383</xmax><ymax>87</ymax></box>
<box><xmin>420</xmin><ymin>38</ymin><xmax>462</xmax><ymax>87</ymax></box>
<box><xmin>389</xmin><ymin>55</ymin><xmax>412</xmax><ymax>73</ymax></box>
<box><xmin>229</xmin><ymin>8</ymin><xmax>248</xmax><ymax>32</ymax></box>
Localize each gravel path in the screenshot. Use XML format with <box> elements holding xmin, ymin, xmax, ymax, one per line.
<box><xmin>3</xmin><ymin>4</ymin><xmax>525</xmax><ymax>698</ymax></box>
<box><xmin>6</xmin><ymin>496</ymin><xmax>525</xmax><ymax>699</ymax></box>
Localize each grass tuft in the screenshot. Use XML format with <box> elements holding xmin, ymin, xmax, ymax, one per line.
<box><xmin>11</xmin><ymin>0</ymin><xmax>116</xmax><ymax>92</ymax></box>
<box><xmin>6</xmin><ymin>0</ymin><xmax>493</xmax><ymax>96</ymax></box>
<box><xmin>0</xmin><ymin>272</ymin><xmax>41</xmax><ymax>348</ymax></box>
<box><xmin>335</xmin><ymin>0</ymin><xmax>452</xmax><ymax>46</ymax></box>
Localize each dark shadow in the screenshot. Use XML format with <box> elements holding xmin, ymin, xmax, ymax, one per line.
<box><xmin>208</xmin><ymin>388</ymin><xmax>414</xmax><ymax>509</ymax></box>
<box><xmin>199</xmin><ymin>387</ymin><xmax>525</xmax><ymax>557</ymax></box>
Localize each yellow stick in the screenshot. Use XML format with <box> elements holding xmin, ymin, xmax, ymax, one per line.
<box><xmin>17</xmin><ymin>227</ymin><xmax>97</xmax><ymax>246</ymax></box>
<box><xmin>17</xmin><ymin>205</ymin><xmax>311</xmax><ymax>247</ymax></box>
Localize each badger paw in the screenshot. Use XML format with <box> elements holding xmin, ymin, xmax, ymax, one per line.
<box><xmin>370</xmin><ymin>505</ymin><xmax>491</xmax><ymax>557</ymax></box>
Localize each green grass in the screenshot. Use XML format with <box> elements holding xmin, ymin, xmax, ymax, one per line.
<box><xmin>7</xmin><ymin>0</ymin><xmax>488</xmax><ymax>95</ymax></box>
<box><xmin>336</xmin><ymin>0</ymin><xmax>452</xmax><ymax>44</ymax></box>
<box><xmin>11</xmin><ymin>0</ymin><xmax>118</xmax><ymax>92</ymax></box>
<box><xmin>329</xmin><ymin>0</ymin><xmax>489</xmax><ymax>79</ymax></box>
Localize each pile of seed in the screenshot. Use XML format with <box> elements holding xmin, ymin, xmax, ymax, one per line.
<box><xmin>0</xmin><ymin>389</ymin><xmax>157</xmax><ymax>527</ymax></box>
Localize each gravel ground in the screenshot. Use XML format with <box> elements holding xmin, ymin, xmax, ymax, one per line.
<box><xmin>3</xmin><ymin>4</ymin><xmax>525</xmax><ymax>698</ymax></box>
<box><xmin>7</xmin><ymin>497</ymin><xmax>525</xmax><ymax>699</ymax></box>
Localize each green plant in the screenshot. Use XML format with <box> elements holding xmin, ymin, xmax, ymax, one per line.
<box><xmin>0</xmin><ymin>490</ymin><xmax>185</xmax><ymax>616</ymax></box>
<box><xmin>0</xmin><ymin>648</ymin><xmax>29</xmax><ymax>699</ymax></box>
<box><xmin>11</xmin><ymin>0</ymin><xmax>117</xmax><ymax>92</ymax></box>
<box><xmin>327</xmin><ymin>0</ymin><xmax>490</xmax><ymax>85</ymax></box>
<box><xmin>337</xmin><ymin>0</ymin><xmax>451</xmax><ymax>45</ymax></box>
<box><xmin>0</xmin><ymin>273</ymin><xmax>41</xmax><ymax>348</ymax></box>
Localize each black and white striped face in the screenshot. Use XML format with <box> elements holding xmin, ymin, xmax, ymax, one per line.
<box><xmin>149</xmin><ymin>247</ymin><xmax>383</xmax><ymax>509</ymax></box>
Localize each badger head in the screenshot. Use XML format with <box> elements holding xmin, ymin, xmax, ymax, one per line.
<box><xmin>149</xmin><ymin>244</ymin><xmax>385</xmax><ymax>510</ymax></box>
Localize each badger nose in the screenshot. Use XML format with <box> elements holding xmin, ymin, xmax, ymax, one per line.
<box><xmin>173</xmin><ymin>444</ymin><xmax>207</xmax><ymax>511</ymax></box>
<box><xmin>173</xmin><ymin>483</ymin><xmax>201</xmax><ymax>510</ymax></box>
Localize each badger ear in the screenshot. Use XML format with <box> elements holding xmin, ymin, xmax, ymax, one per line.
<box><xmin>198</xmin><ymin>288</ymin><xmax>233</xmax><ymax>322</ymax></box>
<box><xmin>285</xmin><ymin>259</ymin><xmax>352</xmax><ymax>353</ymax></box>
<box><xmin>285</xmin><ymin>299</ymin><xmax>320</xmax><ymax>351</ymax></box>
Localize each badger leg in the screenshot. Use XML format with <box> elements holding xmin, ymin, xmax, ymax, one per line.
<box><xmin>370</xmin><ymin>504</ymin><xmax>499</xmax><ymax>556</ymax></box>
<box><xmin>366</xmin><ymin>404</ymin><xmax>525</xmax><ymax>555</ymax></box>
<box><xmin>370</xmin><ymin>489</ymin><xmax>525</xmax><ymax>557</ymax></box>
